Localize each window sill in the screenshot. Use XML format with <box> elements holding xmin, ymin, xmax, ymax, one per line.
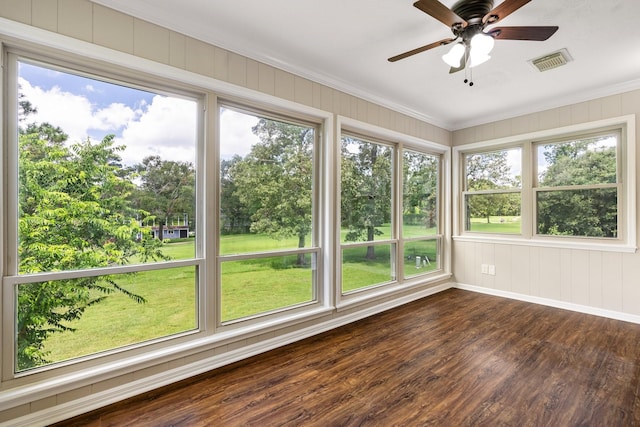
<box><xmin>336</xmin><ymin>272</ymin><xmax>453</xmax><ymax>312</ymax></box>
<box><xmin>453</xmin><ymin>234</ymin><xmax>637</xmax><ymax>253</ymax></box>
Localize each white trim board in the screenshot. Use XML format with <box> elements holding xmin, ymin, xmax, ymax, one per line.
<box><xmin>455</xmin><ymin>282</ymin><xmax>640</xmax><ymax>325</ymax></box>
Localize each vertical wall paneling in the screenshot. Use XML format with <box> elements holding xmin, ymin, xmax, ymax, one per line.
<box><xmin>245</xmin><ymin>58</ymin><xmax>260</xmax><ymax>92</ymax></box>
<box><xmin>185</xmin><ymin>37</ymin><xmax>215</xmax><ymax>77</ymax></box>
<box><xmin>528</xmin><ymin>246</ymin><xmax>541</xmax><ymax>297</ymax></box>
<box><xmin>559</xmin><ymin>249</ymin><xmax>572</xmax><ymax>302</ymax></box>
<box><xmin>0</xmin><ymin>0</ymin><xmax>30</xmax><ymax>23</ymax></box>
<box><xmin>538</xmin><ymin>248</ymin><xmax>561</xmax><ymax>300</ymax></box>
<box><xmin>588</xmin><ymin>251</ymin><xmax>603</xmax><ymax>308</ymax></box>
<box><xmin>294</xmin><ymin>76</ymin><xmax>313</xmax><ymax>107</ymax></box>
<box><xmin>93</xmin><ymin>4</ymin><xmax>134</xmax><ymax>54</ymax></box>
<box><xmin>133</xmin><ymin>19</ymin><xmax>170</xmax><ymax>64</ymax></box>
<box><xmin>213</xmin><ymin>47</ymin><xmax>229</xmax><ymax>81</ymax></box>
<box><xmin>257</xmin><ymin>63</ymin><xmax>275</xmax><ymax>95</ymax></box>
<box><xmin>622</xmin><ymin>252</ymin><xmax>640</xmax><ymax>316</ymax></box>
<box><xmin>510</xmin><ymin>245</ymin><xmax>530</xmax><ymax>295</ymax></box>
<box><xmin>228</xmin><ymin>52</ymin><xmax>248</xmax><ymax>87</ymax></box>
<box><xmin>32</xmin><ymin>0</ymin><xmax>57</xmax><ymax>32</ymax></box>
<box><xmin>494</xmin><ymin>244</ymin><xmax>512</xmax><ymax>292</ymax></box>
<box><xmin>602</xmin><ymin>252</ymin><xmax>623</xmax><ymax>312</ymax></box>
<box><xmin>58</xmin><ymin>0</ymin><xmax>93</xmax><ymax>42</ymax></box>
<box><xmin>168</xmin><ymin>31</ymin><xmax>187</xmax><ymax>69</ymax></box>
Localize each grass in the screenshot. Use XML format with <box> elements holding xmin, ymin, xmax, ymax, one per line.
<box><xmin>220</xmin><ymin>254</ymin><xmax>313</xmax><ymax>321</ymax></box>
<box><xmin>468</xmin><ymin>216</ymin><xmax>521</xmax><ymax>234</ymax></box>
<box><xmin>42</xmin><ymin>244</ymin><xmax>197</xmax><ymax>365</ymax></box>
<box><xmin>40</xmin><ymin>225</ymin><xmax>440</xmax><ymax>366</ymax></box>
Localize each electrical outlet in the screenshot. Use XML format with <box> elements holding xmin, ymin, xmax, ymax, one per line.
<box><xmin>488</xmin><ymin>265</ymin><xmax>496</xmax><ymax>275</ymax></box>
<box><xmin>481</xmin><ymin>264</ymin><xmax>488</xmax><ymax>274</ymax></box>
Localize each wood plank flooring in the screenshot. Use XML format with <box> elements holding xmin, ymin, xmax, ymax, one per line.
<box><xmin>52</xmin><ymin>289</ymin><xmax>640</xmax><ymax>426</ymax></box>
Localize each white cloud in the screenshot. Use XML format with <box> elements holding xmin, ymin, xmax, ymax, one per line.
<box><xmin>116</xmin><ymin>95</ymin><xmax>197</xmax><ymax>165</ymax></box>
<box><xmin>19</xmin><ymin>77</ymin><xmax>95</xmax><ymax>143</ymax></box>
<box><xmin>93</xmin><ymin>103</ymin><xmax>136</xmax><ymax>131</ymax></box>
<box><xmin>19</xmin><ymin>77</ymin><xmax>199</xmax><ymax>166</ymax></box>
<box><xmin>219</xmin><ymin>108</ymin><xmax>259</xmax><ymax>159</ymax></box>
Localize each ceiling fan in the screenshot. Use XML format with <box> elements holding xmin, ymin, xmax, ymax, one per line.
<box><xmin>388</xmin><ymin>0</ymin><xmax>558</xmax><ymax>81</ymax></box>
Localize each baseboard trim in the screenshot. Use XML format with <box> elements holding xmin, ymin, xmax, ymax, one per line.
<box><xmin>8</xmin><ymin>282</ymin><xmax>454</xmax><ymax>427</ymax></box>
<box><xmin>454</xmin><ymin>282</ymin><xmax>640</xmax><ymax>325</ymax></box>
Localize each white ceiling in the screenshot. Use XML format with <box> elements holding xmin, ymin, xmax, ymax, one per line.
<box><xmin>92</xmin><ymin>0</ymin><xmax>640</xmax><ymax>130</ymax></box>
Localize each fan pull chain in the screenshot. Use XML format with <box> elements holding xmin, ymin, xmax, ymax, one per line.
<box><xmin>462</xmin><ymin>48</ymin><xmax>473</xmax><ymax>86</ymax></box>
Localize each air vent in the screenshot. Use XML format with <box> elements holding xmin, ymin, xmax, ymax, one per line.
<box><xmin>529</xmin><ymin>48</ymin><xmax>572</xmax><ymax>72</ymax></box>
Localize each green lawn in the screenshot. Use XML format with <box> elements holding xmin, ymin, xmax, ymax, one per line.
<box><xmin>41</xmin><ymin>226</ymin><xmax>440</xmax><ymax>366</ymax></box>
<box><xmin>468</xmin><ymin>216</ymin><xmax>521</xmax><ymax>234</ymax></box>
<box><xmin>43</xmin><ymin>243</ymin><xmax>197</xmax><ymax>364</ymax></box>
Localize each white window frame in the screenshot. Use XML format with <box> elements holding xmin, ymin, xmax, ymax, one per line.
<box><xmin>336</xmin><ymin>116</ymin><xmax>451</xmax><ymax>311</ymax></box>
<box><xmin>0</xmin><ymin>25</ymin><xmax>334</xmax><ymax>403</ymax></box>
<box><xmin>3</xmin><ymin>49</ymin><xmax>207</xmax><ymax>378</ymax></box>
<box><xmin>533</xmin><ymin>128</ymin><xmax>622</xmax><ymax>239</ymax></box>
<box><xmin>453</xmin><ymin>115</ymin><xmax>636</xmax><ymax>253</ymax></box>
<box><xmin>401</xmin><ymin>147</ymin><xmax>443</xmax><ymax>280</ymax></box>
<box><xmin>461</xmin><ymin>146</ymin><xmax>523</xmax><ymax>236</ymax></box>
<box><xmin>215</xmin><ymin>101</ymin><xmax>325</xmax><ymax>327</ymax></box>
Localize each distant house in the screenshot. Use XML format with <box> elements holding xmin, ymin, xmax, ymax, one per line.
<box><xmin>150</xmin><ymin>225</ymin><xmax>189</xmax><ymax>239</ymax></box>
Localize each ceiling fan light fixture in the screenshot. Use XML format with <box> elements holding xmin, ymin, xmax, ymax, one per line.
<box><xmin>470</xmin><ymin>32</ymin><xmax>495</xmax><ymax>55</ymax></box>
<box><xmin>469</xmin><ymin>53</ymin><xmax>491</xmax><ymax>68</ymax></box>
<box><xmin>442</xmin><ymin>42</ymin><xmax>465</xmax><ymax>67</ymax></box>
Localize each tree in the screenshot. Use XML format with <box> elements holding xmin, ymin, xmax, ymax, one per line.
<box><xmin>17</xmin><ymin>120</ymin><xmax>166</xmax><ymax>370</ymax></box>
<box><xmin>537</xmin><ymin>139</ymin><xmax>617</xmax><ymax>237</ymax></box>
<box><xmin>229</xmin><ymin>119</ymin><xmax>314</xmax><ymax>265</ymax></box>
<box><xmin>403</xmin><ymin>151</ymin><xmax>438</xmax><ymax>230</ymax></box>
<box><xmin>133</xmin><ymin>156</ymin><xmax>195</xmax><ymax>240</ymax></box>
<box><xmin>340</xmin><ymin>137</ymin><xmax>392</xmax><ymax>259</ymax></box>
<box><xmin>465</xmin><ymin>150</ymin><xmax>520</xmax><ymax>226</ymax></box>
<box><xmin>220</xmin><ymin>155</ymin><xmax>252</xmax><ymax>234</ymax></box>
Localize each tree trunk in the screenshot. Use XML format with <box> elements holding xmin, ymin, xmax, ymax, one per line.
<box><xmin>366</xmin><ymin>226</ymin><xmax>376</xmax><ymax>260</ymax></box>
<box><xmin>297</xmin><ymin>234</ymin><xmax>306</xmax><ymax>266</ymax></box>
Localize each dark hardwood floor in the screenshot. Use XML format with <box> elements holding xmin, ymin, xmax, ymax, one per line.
<box><xmin>52</xmin><ymin>289</ymin><xmax>640</xmax><ymax>426</ymax></box>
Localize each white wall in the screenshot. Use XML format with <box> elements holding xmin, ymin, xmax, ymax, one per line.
<box><xmin>452</xmin><ymin>92</ymin><xmax>640</xmax><ymax>320</ymax></box>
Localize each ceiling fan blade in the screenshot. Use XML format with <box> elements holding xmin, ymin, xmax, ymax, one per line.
<box><xmin>388</xmin><ymin>37</ymin><xmax>457</xmax><ymax>62</ymax></box>
<box><xmin>488</xmin><ymin>26</ymin><xmax>559</xmax><ymax>41</ymax></box>
<box><xmin>413</xmin><ymin>0</ymin><xmax>467</xmax><ymax>29</ymax></box>
<box><xmin>483</xmin><ymin>0</ymin><xmax>531</xmax><ymax>25</ymax></box>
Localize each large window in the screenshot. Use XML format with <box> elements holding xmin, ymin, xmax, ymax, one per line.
<box><xmin>535</xmin><ymin>131</ymin><xmax>620</xmax><ymax>238</ymax></box>
<box><xmin>6</xmin><ymin>55</ymin><xmax>201</xmax><ymax>372</ymax></box>
<box><xmin>456</xmin><ymin>118</ymin><xmax>634</xmax><ymax>249</ymax></box>
<box><xmin>463</xmin><ymin>147</ymin><xmax>522</xmax><ymax>234</ymax></box>
<box><xmin>340</xmin><ymin>134</ymin><xmax>394</xmax><ymax>293</ymax></box>
<box><xmin>339</xmin><ymin>128</ymin><xmax>444</xmax><ymax>295</ymax></box>
<box><xmin>403</xmin><ymin>149</ymin><xmax>441</xmax><ymax>278</ymax></box>
<box><xmin>218</xmin><ymin>105</ymin><xmax>320</xmax><ymax>323</ymax></box>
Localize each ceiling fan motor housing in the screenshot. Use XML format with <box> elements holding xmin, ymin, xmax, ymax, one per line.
<box><xmin>452</xmin><ymin>0</ymin><xmax>494</xmax><ymax>24</ymax></box>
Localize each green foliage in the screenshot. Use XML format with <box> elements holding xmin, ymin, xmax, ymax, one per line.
<box><xmin>403</xmin><ymin>151</ymin><xmax>438</xmax><ymax>230</ymax></box>
<box><xmin>132</xmin><ymin>155</ymin><xmax>195</xmax><ymax>239</ymax></box>
<box><xmin>17</xmin><ymin>123</ymin><xmax>167</xmax><ymax>370</ymax></box>
<box><xmin>465</xmin><ymin>150</ymin><xmax>521</xmax><ymax>227</ymax></box>
<box><xmin>220</xmin><ymin>155</ymin><xmax>251</xmax><ymax>234</ymax></box>
<box><xmin>537</xmin><ymin>138</ymin><xmax>617</xmax><ymax>237</ymax></box>
<box><xmin>340</xmin><ymin>137</ymin><xmax>392</xmax><ymax>259</ymax></box>
<box><xmin>227</xmin><ymin>118</ymin><xmax>314</xmax><ymax>263</ymax></box>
